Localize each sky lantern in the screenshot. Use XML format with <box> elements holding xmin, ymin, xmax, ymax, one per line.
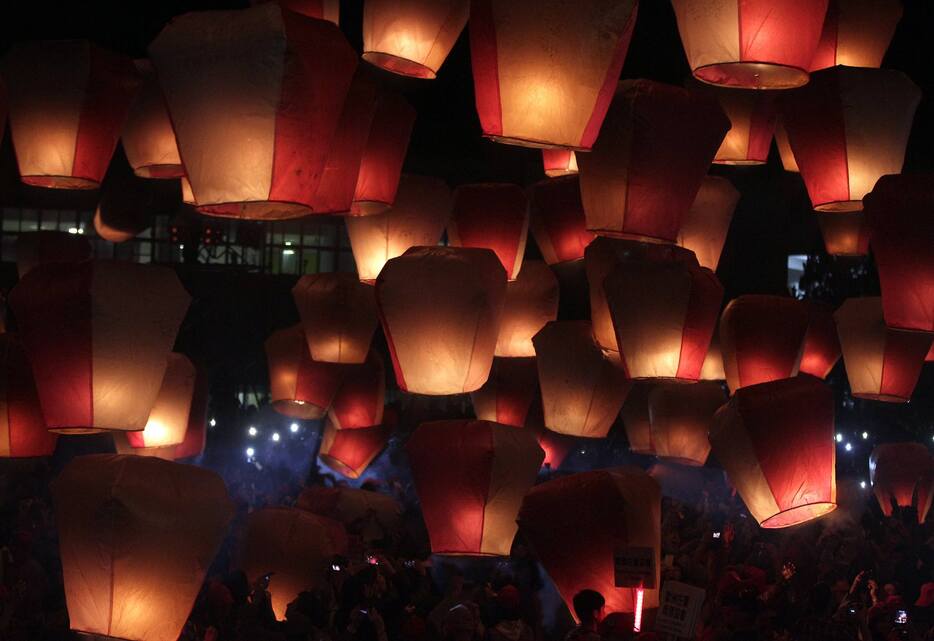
<box><xmin>407</xmin><ymin>419</ymin><xmax>544</xmax><ymax>556</ymax></box>
<box><xmin>449</xmin><ymin>183</ymin><xmax>529</xmax><ymax>280</ymax></box>
<box><xmin>533</xmin><ymin>321</ymin><xmax>630</xmax><ymax>438</ymax></box>
<box><xmin>0</xmin><ymin>41</ymin><xmax>138</xmax><ymax>189</ymax></box>
<box><xmin>810</xmin><ymin>0</ymin><xmax>903</xmax><ymax>70</ymax></box>
<box><xmin>620</xmin><ymin>382</ymin><xmax>654</xmax><ymax>456</ymax></box>
<box><xmin>9</xmin><ymin>261</ymin><xmax>189</xmax><ymax>434</ymax></box>
<box><xmin>243</xmin><ymin>508</ymin><xmax>348</xmax><ymax>620</ymax></box>
<box><xmin>799</xmin><ymin>301</ymin><xmax>842</xmax><ymax>379</ymax></box>
<box><xmin>518</xmin><ymin>468</ymin><xmax>661</xmax><ymax>618</ymax></box>
<box><xmin>496</xmin><ymin>261</ymin><xmax>559</xmax><ymax>357</ymax></box>
<box><xmin>265</xmin><ymin>325</ymin><xmax>346</xmax><ymax>419</ymax></box>
<box><xmin>692</xmin><ymin>84</ymin><xmax>777</xmax><ymax>165</ymax></box>
<box><xmin>773</xmin><ymin>121</ymin><xmax>800</xmax><ymax>173</ymax></box>
<box><xmin>328</xmin><ymin>351</ymin><xmax>385</xmax><ymax>430</ymax></box>
<box><xmin>319</xmin><ymin>411</ymin><xmax>394</xmax><ymax>478</ymax></box>
<box><xmin>711</xmin><ymin>376</ymin><xmax>837</xmax><ymax>528</ymax></box>
<box><xmin>14</xmin><ymin>230</ymin><xmax>91</xmax><ymax>279</ymax></box>
<box><xmin>834</xmin><ymin>297</ymin><xmax>929</xmax><ymax>403</ymax></box>
<box><xmin>250</xmin><ymin>0</ymin><xmax>339</xmax><ymax>23</ymax></box>
<box><xmin>471</xmin><ymin>357</ymin><xmax>539</xmax><ymax>427</ymax></box>
<box><xmin>346</xmin><ymin>174</ymin><xmax>451</xmax><ymax>283</ymax></box>
<box><xmin>542</xmin><ymin>150</ymin><xmax>579</xmax><ymax>177</ymax></box>
<box><xmin>351</xmin><ymin>93</ymin><xmax>416</xmax><ymax>216</ymax></box>
<box><xmin>173</xmin><ymin>366</ymin><xmax>209</xmax><ymax>460</ymax></box>
<box><xmin>670</xmin><ymin>0</ymin><xmax>829</xmax><ymax>89</ymax></box>
<box><xmin>781</xmin><ymin>66</ymin><xmax>920</xmax><ymax>212</ymax></box>
<box><xmin>700</xmin><ymin>335</ymin><xmax>727</xmax><ymax>381</ymax></box>
<box><xmin>677</xmin><ymin>176</ymin><xmax>740</xmax><ymax>272</ymax></box>
<box><xmin>121</xmin><ymin>60</ymin><xmax>183</xmax><ymax>179</ymax></box>
<box><xmin>870</xmin><ymin>443</ymin><xmax>933</xmax><ymax>523</ymax></box>
<box><xmin>0</xmin><ymin>334</ymin><xmax>56</xmax><ymax>458</ymax></box>
<box><xmin>578</xmin><ymin>80</ymin><xmax>730</xmax><ymax>242</ymax></box>
<box><xmin>536</xmin><ymin>427</ymin><xmax>576</xmax><ymax>471</ymax></box>
<box><xmin>528</xmin><ymin>175</ymin><xmax>595</xmax><ymax>266</ymax></box>
<box><xmin>112</xmin><ymin>433</ymin><xmax>176</xmax><ymax>461</ymax></box>
<box><xmin>125</xmin><ymin>354</ymin><xmax>196</xmax><ymax>449</ymax></box>
<box><xmin>362</xmin><ymin>0</ymin><xmax>468</xmax><ymax>79</ymax></box>
<box><xmin>375</xmin><ymin>246</ymin><xmax>507</xmax><ymax>395</ymax></box>
<box><xmin>648</xmin><ymin>382</ymin><xmax>725</xmax><ymax>466</ymax></box>
<box><xmin>149</xmin><ymin>4</ymin><xmax>357</xmax><ymax>220</ymax></box>
<box><xmin>469</xmin><ymin>0</ymin><xmax>638</xmax><ymax>150</ymax></box>
<box><xmin>818</xmin><ymin>211</ymin><xmax>870</xmax><ymax>257</ymax></box>
<box><xmin>53</xmin><ymin>454</ymin><xmax>233</xmax><ymax>641</ymax></box>
<box><xmin>298</xmin><ymin>486</ymin><xmax>402</xmax><ymax>534</ymax></box>
<box><xmin>719</xmin><ymin>295</ymin><xmax>809</xmax><ymax>394</ymax></box>
<box><xmin>292</xmin><ymin>273</ymin><xmax>378</xmax><ymax>364</ymax></box>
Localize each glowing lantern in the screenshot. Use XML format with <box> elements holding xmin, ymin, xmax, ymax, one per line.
<box><xmin>533</xmin><ymin>321</ymin><xmax>630</xmax><ymax>438</ymax></box>
<box><xmin>112</xmin><ymin>432</ymin><xmax>176</xmax><ymax>461</ymax></box>
<box><xmin>518</xmin><ymin>468</ymin><xmax>661</xmax><ymax>617</ymax></box>
<box><xmin>250</xmin><ymin>0</ymin><xmax>339</xmax><ymax>24</ymax></box>
<box><xmin>9</xmin><ymin>261</ymin><xmax>189</xmax><ymax>434</ymax></box>
<box><xmin>94</xmin><ymin>183</ymin><xmax>151</xmax><ymax>243</ymax></box>
<box><xmin>244</xmin><ymin>508</ymin><xmax>348</xmax><ymax>620</ymax></box>
<box><xmin>700</xmin><ymin>336</ymin><xmax>727</xmax><ymax>381</ymax></box>
<box><xmin>173</xmin><ymin>367</ymin><xmax>209</xmax><ymax>460</ymax></box>
<box><xmin>149</xmin><ymin>4</ymin><xmax>357</xmax><ymax>220</ymax></box>
<box><xmin>542</xmin><ymin>150</ymin><xmax>578</xmax><ymax>177</ymax></box>
<box><xmin>319</xmin><ymin>408</ymin><xmax>395</xmax><ymax>478</ymax></box>
<box><xmin>351</xmin><ymin>93</ymin><xmax>416</xmax><ymax>216</ymax></box>
<box><xmin>122</xmin><ymin>60</ymin><xmax>183</xmax><ymax>179</ymax></box>
<box><xmin>810</xmin><ymin>0</ymin><xmax>903</xmax><ymax>70</ymax></box>
<box><xmin>376</xmin><ymin>246</ymin><xmax>507</xmax><ymax>395</ymax></box>
<box><xmin>648</xmin><ymin>382</ymin><xmax>725</xmax><ymax>466</ymax></box>
<box><xmin>292</xmin><ymin>273</ymin><xmax>378</xmax><ymax>364</ymax></box>
<box><xmin>469</xmin><ymin>0</ymin><xmax>638</xmax><ymax>149</ymax></box>
<box><xmin>870</xmin><ymin>443</ymin><xmax>933</xmax><ymax>523</ymax></box>
<box><xmin>677</xmin><ymin>176</ymin><xmax>739</xmax><ymax>271</ymax></box>
<box><xmin>536</xmin><ymin>428</ymin><xmax>576</xmax><ymax>471</ymax></box>
<box><xmin>449</xmin><ymin>183</ymin><xmax>529</xmax><ymax>280</ymax></box>
<box><xmin>670</xmin><ymin>0</ymin><xmax>829</xmax><ymax>89</ymax></box>
<box><xmin>719</xmin><ymin>295</ymin><xmax>809</xmax><ymax>393</ymax></box>
<box><xmin>0</xmin><ymin>41</ymin><xmax>138</xmax><ymax>189</ymax></box>
<box><xmin>834</xmin><ymin>297</ymin><xmax>929</xmax><ymax>402</ymax></box>
<box><xmin>14</xmin><ymin>231</ymin><xmax>91</xmax><ymax>278</ymax></box>
<box><xmin>407</xmin><ymin>419</ymin><xmax>544</xmax><ymax>556</ymax></box>
<box><xmin>620</xmin><ymin>382</ymin><xmax>654</xmax><ymax>455</ymax></box>
<box><xmin>0</xmin><ymin>335</ymin><xmax>56</xmax><ymax>458</ymax></box>
<box><xmin>693</xmin><ymin>84</ymin><xmax>777</xmax><ymax>165</ymax></box>
<box><xmin>817</xmin><ymin>211</ymin><xmax>869</xmax><ymax>257</ymax></box>
<box><xmin>298</xmin><ymin>486</ymin><xmax>402</xmax><ymax>532</ymax></box>
<box><xmin>362</xmin><ymin>0</ymin><xmax>468</xmax><ymax>79</ymax></box>
<box><xmin>927</xmin><ymin>342</ymin><xmax>934</xmax><ymax>363</ymax></box>
<box><xmin>53</xmin><ymin>455</ymin><xmax>233</xmax><ymax>641</ymax></box>
<box><xmin>346</xmin><ymin>174</ymin><xmax>451</xmax><ymax>283</ymax></box>
<box><xmin>578</xmin><ymin>80</ymin><xmax>730</xmax><ymax>242</ymax></box>
<box><xmin>781</xmin><ymin>66</ymin><xmax>920</xmax><ymax>212</ymax></box>
<box><xmin>265</xmin><ymin>325</ymin><xmax>346</xmax><ymax>419</ymax></box>
<box><xmin>471</xmin><ymin>357</ymin><xmax>539</xmax><ymax>427</ymax></box>
<box><xmin>774</xmin><ymin>121</ymin><xmax>800</xmax><ymax>173</ymax></box>
<box><xmin>529</xmin><ymin>175</ymin><xmax>594</xmax><ymax>266</ymax></box>
<box><xmin>328</xmin><ymin>351</ymin><xmax>385</xmax><ymax>430</ymax></box>
<box><xmin>711</xmin><ymin>376</ymin><xmax>837</xmax><ymax>528</ymax></box>
<box><xmin>496</xmin><ymin>261</ymin><xmax>559</xmax><ymax>357</ymax></box>
<box><xmin>125</xmin><ymin>354</ymin><xmax>196</xmax><ymax>449</ymax></box>
<box><xmin>799</xmin><ymin>301</ymin><xmax>842</xmax><ymax>379</ymax></box>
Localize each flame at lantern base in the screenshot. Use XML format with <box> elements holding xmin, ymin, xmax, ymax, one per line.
<box><xmin>363</xmin><ymin>51</ymin><xmax>438</xmax><ymax>80</ymax></box>
<box><xmin>271</xmin><ymin>399</ymin><xmax>326</xmax><ymax>420</ymax></box>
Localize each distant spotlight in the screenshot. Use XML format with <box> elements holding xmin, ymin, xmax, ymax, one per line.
<box><xmin>272</xmin><ymin>432</ymin><xmax>280</xmax><ymax>442</ymax></box>
<box><xmin>290</xmin><ymin>423</ymin><xmax>299</xmax><ymax>433</ymax></box>
<box><xmin>67</xmin><ymin>227</ymin><xmax>79</xmax><ymax>235</ymax></box>
<box><xmin>248</xmin><ymin>426</ymin><xmax>257</xmax><ymax>437</ymax></box>
<box><xmin>844</xmin><ymin>442</ymin><xmax>852</xmax><ymax>452</ymax></box>
<box><xmin>835</xmin><ymin>433</ymin><xmax>843</xmax><ymax>443</ymax></box>
<box><xmin>860</xmin><ymin>480</ymin><xmax>867</xmax><ymax>489</ymax></box>
<box><xmin>246</xmin><ymin>447</ymin><xmax>255</xmax><ymax>458</ymax></box>
<box><xmin>209</xmin><ymin>418</ymin><xmax>217</xmax><ymax>427</ymax></box>
<box><xmin>861</xmin><ymin>431</ymin><xmax>868</xmax><ymax>440</ymax></box>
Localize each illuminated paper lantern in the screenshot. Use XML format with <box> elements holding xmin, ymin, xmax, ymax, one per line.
<box><xmin>173</xmin><ymin>367</ymin><xmax>209</xmax><ymax>460</ymax></box>
<box><xmin>351</xmin><ymin>93</ymin><xmax>416</xmax><ymax>216</ymax></box>
<box><xmin>112</xmin><ymin>431</ymin><xmax>176</xmax><ymax>460</ymax></box>
<box><xmin>870</xmin><ymin>443</ymin><xmax>933</xmax><ymax>523</ymax></box>
<box><xmin>14</xmin><ymin>231</ymin><xmax>91</xmax><ymax>278</ymax></box>
<box><xmin>648</xmin><ymin>382</ymin><xmax>725</xmax><ymax>466</ymax></box>
<box><xmin>0</xmin><ymin>335</ymin><xmax>56</xmax><ymax>458</ymax></box>
<box><xmin>620</xmin><ymin>382</ymin><xmax>654</xmax><ymax>455</ymax></box>
<box><xmin>518</xmin><ymin>468</ymin><xmax>661</xmax><ymax>617</ymax></box>
<box><xmin>407</xmin><ymin>419</ymin><xmax>544</xmax><ymax>556</ymax></box>
<box><xmin>346</xmin><ymin>174</ymin><xmax>451</xmax><ymax>282</ymax></box>
<box><xmin>810</xmin><ymin>0</ymin><xmax>903</xmax><ymax>70</ymax></box>
<box><xmin>0</xmin><ymin>41</ymin><xmax>138</xmax><ymax>189</ymax></box>
<box><xmin>53</xmin><ymin>454</ymin><xmax>233</xmax><ymax>641</ymax></box>
<box><xmin>328</xmin><ymin>351</ymin><xmax>385</xmax><ymax>430</ymax></box>
<box><xmin>243</xmin><ymin>507</ymin><xmax>348</xmax><ymax>620</ymax></box>
<box><xmin>720</xmin><ymin>295</ymin><xmax>809</xmax><ymax>393</ymax></box>
<box><xmin>677</xmin><ymin>176</ymin><xmax>739</xmax><ymax>271</ymax></box>
<box><xmin>834</xmin><ymin>298</ymin><xmax>929</xmax><ymax>402</ymax></box>
<box><xmin>149</xmin><ymin>4</ymin><xmax>357</xmax><ymax>219</ymax></box>
<box><xmin>319</xmin><ymin>409</ymin><xmax>395</xmax><ymax>478</ymax></box>
<box><xmin>250</xmin><ymin>0</ymin><xmax>339</xmax><ymax>23</ymax></box>
<box><xmin>781</xmin><ymin>66</ymin><xmax>920</xmax><ymax>212</ymax></box>
<box><xmin>125</xmin><ymin>354</ymin><xmax>196</xmax><ymax>449</ymax></box>
<box><xmin>533</xmin><ymin>321</ymin><xmax>630</xmax><ymax>438</ymax></box>
<box><xmin>536</xmin><ymin>427</ymin><xmax>575</xmax><ymax>471</ymax></box>
<box><xmin>265</xmin><ymin>325</ymin><xmax>345</xmax><ymax>419</ymax></box>
<box><xmin>469</xmin><ymin>0</ymin><xmax>638</xmax><ymax>149</ymax></box>
<box><xmin>362</xmin><ymin>0</ymin><xmax>468</xmax><ymax>79</ymax></box>
<box><xmin>817</xmin><ymin>211</ymin><xmax>869</xmax><ymax>257</ymax></box>
<box><xmin>670</xmin><ymin>0</ymin><xmax>829</xmax><ymax>89</ymax></box>
<box><xmin>711</xmin><ymin>376</ymin><xmax>837</xmax><ymax>528</ymax></box>
<box><xmin>542</xmin><ymin>150</ymin><xmax>578</xmax><ymax>177</ymax></box>
<box><xmin>799</xmin><ymin>301</ymin><xmax>842</xmax><ymax>379</ymax></box>
<box><xmin>700</xmin><ymin>336</ymin><xmax>727</xmax><ymax>381</ymax></box>
<box><xmin>529</xmin><ymin>175</ymin><xmax>594</xmax><ymax>266</ymax></box>
<box><xmin>292</xmin><ymin>273</ymin><xmax>378</xmax><ymax>364</ymax></box>
<box><xmin>691</xmin><ymin>84</ymin><xmax>777</xmax><ymax>165</ymax></box>
<box><xmin>774</xmin><ymin>120</ymin><xmax>800</xmax><ymax>173</ymax></box>
<box><xmin>376</xmin><ymin>246</ymin><xmax>507</xmax><ymax>395</ymax></box>
<box><xmin>496</xmin><ymin>261</ymin><xmax>558</xmax><ymax>357</ymax></box>
<box><xmin>449</xmin><ymin>183</ymin><xmax>529</xmax><ymax>280</ymax></box>
<box><xmin>9</xmin><ymin>261</ymin><xmax>189</xmax><ymax>434</ymax></box>
<box><xmin>298</xmin><ymin>486</ymin><xmax>402</xmax><ymax>532</ymax></box>
<box><xmin>122</xmin><ymin>60</ymin><xmax>183</xmax><ymax>179</ymax></box>
<box><xmin>471</xmin><ymin>357</ymin><xmax>539</xmax><ymax>427</ymax></box>
<box><xmin>578</xmin><ymin>80</ymin><xmax>730</xmax><ymax>242</ymax></box>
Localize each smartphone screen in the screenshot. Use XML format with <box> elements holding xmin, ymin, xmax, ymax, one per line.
<box><xmin>895</xmin><ymin>610</ymin><xmax>908</xmax><ymax>625</ymax></box>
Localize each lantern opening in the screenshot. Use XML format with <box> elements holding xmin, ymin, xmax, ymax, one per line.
<box><xmin>815</xmin><ymin>200</ymin><xmax>864</xmax><ymax>213</ymax></box>
<box><xmin>195</xmin><ymin>199</ymin><xmax>312</xmax><ymax>221</ymax></box>
<box><xmin>22</xmin><ymin>175</ymin><xmax>100</xmax><ymax>190</ymax></box>
<box><xmin>759</xmin><ymin>501</ymin><xmax>837</xmax><ymax>529</ymax></box>
<box><xmin>694</xmin><ymin>61</ymin><xmax>809</xmax><ymax>90</ymax></box>
<box><xmin>362</xmin><ymin>51</ymin><xmax>437</xmax><ymax>80</ymax></box>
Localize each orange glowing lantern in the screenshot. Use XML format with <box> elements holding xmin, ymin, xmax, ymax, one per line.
<box><xmin>671</xmin><ymin>0</ymin><xmax>829</xmax><ymax>89</ymax></box>
<box><xmin>677</xmin><ymin>176</ymin><xmax>739</xmax><ymax>272</ymax></box>
<box><xmin>620</xmin><ymin>382</ymin><xmax>654</xmax><ymax>455</ymax></box>
<box><xmin>529</xmin><ymin>175</ymin><xmax>595</xmax><ymax>266</ymax></box>
<box><xmin>122</xmin><ymin>60</ymin><xmax>183</xmax><ymax>179</ymax></box>
<box><xmin>0</xmin><ymin>335</ymin><xmax>55</xmax><ymax>458</ymax></box>
<box><xmin>449</xmin><ymin>183</ymin><xmax>529</xmax><ymax>280</ymax></box>
<box><xmin>250</xmin><ymin>0</ymin><xmax>339</xmax><ymax>23</ymax></box>
<box><xmin>469</xmin><ymin>0</ymin><xmax>638</xmax><ymax>150</ymax></box>
<box><xmin>774</xmin><ymin>120</ymin><xmax>800</xmax><ymax>173</ymax></box>
<box><xmin>328</xmin><ymin>351</ymin><xmax>385</xmax><ymax>430</ymax></box>
<box><xmin>351</xmin><ymin>93</ymin><xmax>416</xmax><ymax>216</ymax></box>
<box><xmin>149</xmin><ymin>4</ymin><xmax>357</xmax><ymax>220</ymax></box>
<box><xmin>496</xmin><ymin>261</ymin><xmax>559</xmax><ymax>357</ymax></box>
<box><xmin>870</xmin><ymin>443</ymin><xmax>933</xmax><ymax>523</ymax></box>
<box><xmin>319</xmin><ymin>412</ymin><xmax>394</xmax><ymax>478</ymax></box>
<box><xmin>700</xmin><ymin>335</ymin><xmax>727</xmax><ymax>381</ymax></box>
<box><xmin>834</xmin><ymin>297</ymin><xmax>929</xmax><ymax>403</ymax></box>
<box><xmin>691</xmin><ymin>84</ymin><xmax>777</xmax><ymax>165</ymax></box>
<box><xmin>362</xmin><ymin>0</ymin><xmax>468</xmax><ymax>79</ymax></box>
<box><xmin>542</xmin><ymin>150</ymin><xmax>579</xmax><ymax>177</ymax></box>
<box><xmin>407</xmin><ymin>419</ymin><xmax>544</xmax><ymax>556</ymax></box>
<box><xmin>375</xmin><ymin>246</ymin><xmax>507</xmax><ymax>395</ymax></box>
<box><xmin>292</xmin><ymin>273</ymin><xmax>378</xmax><ymax>364</ymax></box>
<box><xmin>799</xmin><ymin>301</ymin><xmax>842</xmax><ymax>379</ymax></box>
<box><xmin>536</xmin><ymin>427</ymin><xmax>576</xmax><ymax>471</ymax></box>
<box><xmin>810</xmin><ymin>0</ymin><xmax>903</xmax><ymax>70</ymax></box>
<box><xmin>53</xmin><ymin>455</ymin><xmax>233</xmax><ymax>641</ymax></box>
<box><xmin>14</xmin><ymin>231</ymin><xmax>91</xmax><ymax>279</ymax></box>
<box><xmin>817</xmin><ymin>211</ymin><xmax>870</xmax><ymax>257</ymax></box>
<box><xmin>648</xmin><ymin>382</ymin><xmax>725</xmax><ymax>466</ymax></box>
<box><xmin>125</xmin><ymin>354</ymin><xmax>196</xmax><ymax>449</ymax></box>
<box><xmin>265</xmin><ymin>325</ymin><xmax>346</xmax><ymax>419</ymax></box>
<box><xmin>111</xmin><ymin>432</ymin><xmax>176</xmax><ymax>461</ymax></box>
<box><xmin>174</xmin><ymin>367</ymin><xmax>209</xmax><ymax>460</ymax></box>
<box><xmin>471</xmin><ymin>357</ymin><xmax>539</xmax><ymax>427</ymax></box>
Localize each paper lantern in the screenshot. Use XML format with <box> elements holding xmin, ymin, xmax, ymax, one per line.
<box><xmin>14</xmin><ymin>231</ymin><xmax>92</xmax><ymax>278</ymax></box>
<box><xmin>243</xmin><ymin>508</ymin><xmax>348</xmax><ymax>620</ymax></box>
<box><xmin>292</xmin><ymin>273</ymin><xmax>378</xmax><ymax>364</ymax></box>
<box><xmin>620</xmin><ymin>382</ymin><xmax>654</xmax><ymax>455</ymax></box>
<box><xmin>362</xmin><ymin>0</ymin><xmax>468</xmax><ymax>79</ymax></box>
<box><xmin>376</xmin><ymin>246</ymin><xmax>507</xmax><ymax>395</ymax></box>
<box><xmin>677</xmin><ymin>176</ymin><xmax>739</xmax><ymax>272</ymax></box>
<box><xmin>250</xmin><ymin>0</ymin><xmax>339</xmax><ymax>23</ymax></box>
<box><xmin>670</xmin><ymin>0</ymin><xmax>829</xmax><ymax>89</ymax></box>
<box><xmin>328</xmin><ymin>351</ymin><xmax>385</xmax><ymax>430</ymax></box>
<box><xmin>469</xmin><ymin>0</ymin><xmax>638</xmax><ymax>149</ymax></box>
<box><xmin>0</xmin><ymin>335</ymin><xmax>56</xmax><ymax>458</ymax></box>
<box><xmin>265</xmin><ymin>325</ymin><xmax>346</xmax><ymax>419</ymax></box>
<box><xmin>351</xmin><ymin>93</ymin><xmax>416</xmax><ymax>216</ymax></box>
<box><xmin>799</xmin><ymin>301</ymin><xmax>842</xmax><ymax>379</ymax></box>
<box><xmin>346</xmin><ymin>174</ymin><xmax>451</xmax><ymax>282</ymax></box>
<box><xmin>720</xmin><ymin>295</ymin><xmax>809</xmax><ymax>393</ymax></box>
<box><xmin>528</xmin><ymin>175</ymin><xmax>594</xmax><ymax>266</ymax></box>
<box><xmin>471</xmin><ymin>357</ymin><xmax>539</xmax><ymax>427</ymax></box>
<box><xmin>834</xmin><ymin>298</ymin><xmax>929</xmax><ymax>402</ymax></box>
<box><xmin>927</xmin><ymin>342</ymin><xmax>934</xmax><ymax>363</ymax></box>
<box><xmin>112</xmin><ymin>432</ymin><xmax>177</xmax><ymax>460</ymax></box>
<box><xmin>810</xmin><ymin>0</ymin><xmax>903</xmax><ymax>70</ymax></box>
<box><xmin>533</xmin><ymin>321</ymin><xmax>630</xmax><ymax>438</ymax></box>
<box><xmin>870</xmin><ymin>443</ymin><xmax>933</xmax><ymax>523</ymax></box>
<box><xmin>865</xmin><ymin>173</ymin><xmax>934</xmax><ymax>333</ymax></box>
<box><xmin>125</xmin><ymin>354</ymin><xmax>196</xmax><ymax>449</ymax></box>
<box><xmin>781</xmin><ymin>66</ymin><xmax>920</xmax><ymax>212</ymax></box>
<box><xmin>319</xmin><ymin>409</ymin><xmax>395</xmax><ymax>478</ymax></box>
<box><xmin>648</xmin><ymin>382</ymin><xmax>725</xmax><ymax>466</ymax></box>
<box><xmin>542</xmin><ymin>150</ymin><xmax>578</xmax><ymax>177</ymax></box>
<box><xmin>711</xmin><ymin>376</ymin><xmax>837</xmax><ymax>528</ymax></box>
<box><xmin>536</xmin><ymin>427</ymin><xmax>575</xmax><ymax>471</ymax></box>
<box><xmin>298</xmin><ymin>486</ymin><xmax>402</xmax><ymax>532</ymax></box>
<box><xmin>9</xmin><ymin>261</ymin><xmax>190</xmax><ymax>434</ymax></box>
<box><xmin>518</xmin><ymin>468</ymin><xmax>661</xmax><ymax>617</ymax></box>
<box><xmin>817</xmin><ymin>211</ymin><xmax>870</xmax><ymax>257</ymax></box>
<box><xmin>173</xmin><ymin>366</ymin><xmax>209</xmax><ymax>460</ymax></box>
<box><xmin>0</xmin><ymin>41</ymin><xmax>138</xmax><ymax>189</ymax></box>
<box><xmin>122</xmin><ymin>60</ymin><xmax>183</xmax><ymax>179</ymax></box>
<box><xmin>449</xmin><ymin>183</ymin><xmax>529</xmax><ymax>280</ymax></box>
<box><xmin>407</xmin><ymin>419</ymin><xmax>544</xmax><ymax>556</ymax></box>
<box><xmin>149</xmin><ymin>4</ymin><xmax>357</xmax><ymax>220</ymax></box>
<box><xmin>53</xmin><ymin>455</ymin><xmax>233</xmax><ymax>641</ymax></box>
<box><xmin>774</xmin><ymin>120</ymin><xmax>800</xmax><ymax>173</ymax></box>
<box><xmin>496</xmin><ymin>261</ymin><xmax>558</xmax><ymax>357</ymax></box>
<box><xmin>700</xmin><ymin>336</ymin><xmax>727</xmax><ymax>381</ymax></box>
<box><xmin>578</xmin><ymin>80</ymin><xmax>730</xmax><ymax>242</ymax></box>
<box><xmin>691</xmin><ymin>84</ymin><xmax>777</xmax><ymax>165</ymax></box>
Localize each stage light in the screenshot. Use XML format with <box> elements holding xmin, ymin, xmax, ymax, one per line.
<box><xmin>860</xmin><ymin>481</ymin><xmax>867</xmax><ymax>489</ymax></box>
<box><xmin>246</xmin><ymin>447</ymin><xmax>255</xmax><ymax>458</ymax></box>
<box><xmin>248</xmin><ymin>426</ymin><xmax>257</xmax><ymax>437</ymax></box>
<box><xmin>290</xmin><ymin>423</ymin><xmax>299</xmax><ymax>433</ymax></box>
<box><xmin>836</xmin><ymin>433</ymin><xmax>843</xmax><ymax>443</ymax></box>
<box><xmin>210</xmin><ymin>418</ymin><xmax>216</xmax><ymax>427</ymax></box>
<box><xmin>844</xmin><ymin>442</ymin><xmax>852</xmax><ymax>452</ymax></box>
<box><xmin>272</xmin><ymin>432</ymin><xmax>280</xmax><ymax>442</ymax></box>
<box><xmin>862</xmin><ymin>431</ymin><xmax>868</xmax><ymax>440</ymax></box>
